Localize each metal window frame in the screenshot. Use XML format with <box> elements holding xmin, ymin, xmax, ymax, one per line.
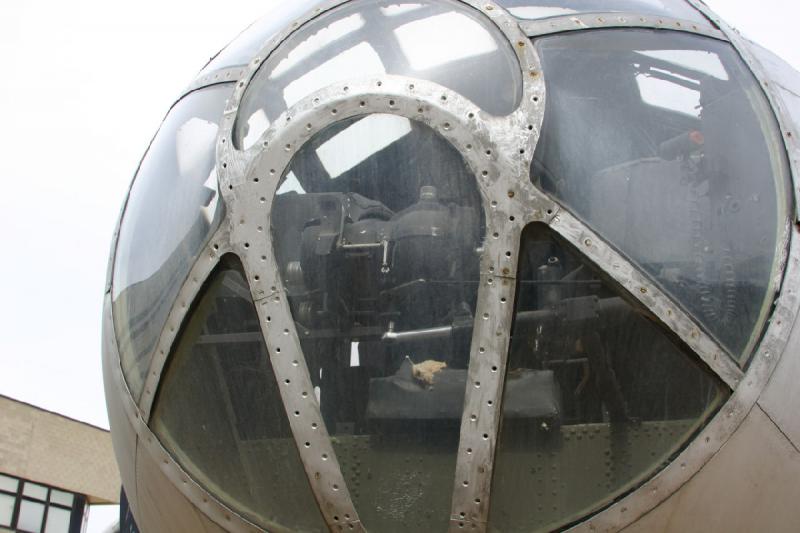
<box><xmin>102</xmin><ymin>0</ymin><xmax>800</xmax><ymax>532</ymax></box>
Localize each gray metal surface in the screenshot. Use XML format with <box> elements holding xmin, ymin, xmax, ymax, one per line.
<box><xmin>759</xmin><ymin>310</ymin><xmax>800</xmax><ymax>450</ymax></box>
<box><xmin>619</xmin><ymin>406</ymin><xmax>800</xmax><ymax>533</ymax></box>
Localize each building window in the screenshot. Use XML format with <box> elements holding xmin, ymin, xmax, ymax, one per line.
<box><xmin>0</xmin><ymin>474</ymin><xmax>85</xmax><ymax>533</ymax></box>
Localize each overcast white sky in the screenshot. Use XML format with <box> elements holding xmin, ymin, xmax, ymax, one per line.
<box><xmin>0</xmin><ymin>1</ymin><xmax>797</xmax><ymax>531</ymax></box>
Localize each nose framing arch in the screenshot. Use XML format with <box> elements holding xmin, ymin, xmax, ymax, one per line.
<box><xmin>102</xmin><ymin>1</ymin><xmax>800</xmax><ymax>532</ymax></box>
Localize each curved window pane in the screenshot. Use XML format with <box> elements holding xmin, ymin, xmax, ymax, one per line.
<box><xmin>199</xmin><ymin>1</ymin><xmax>324</xmax><ymax>75</ymax></box>
<box><xmin>272</xmin><ymin>115</ymin><xmax>483</xmax><ymax>531</ymax></box>
<box><xmin>112</xmin><ymin>84</ymin><xmax>232</xmax><ymax>398</ymax></box>
<box><xmin>490</xmin><ymin>224</ymin><xmax>727</xmax><ymax>531</ymax></box>
<box><xmin>497</xmin><ymin>0</ymin><xmax>707</xmax><ymax>23</ymax></box>
<box><xmin>532</xmin><ymin>30</ymin><xmax>789</xmax><ymax>361</ymax></box>
<box><xmin>150</xmin><ymin>259</ymin><xmax>325</xmax><ymax>532</ymax></box>
<box><xmin>235</xmin><ymin>0</ymin><xmax>522</xmax><ymax>149</ymax></box>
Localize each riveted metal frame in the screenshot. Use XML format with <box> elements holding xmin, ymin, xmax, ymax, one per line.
<box><xmin>139</xmin><ymin>225</ymin><xmax>232</xmax><ymax>420</ymax></box>
<box><xmin>549</xmin><ymin>211</ymin><xmax>743</xmax><ymax>388</ymax></box>
<box><xmin>215</xmin><ymin>1</ymin><xmax>550</xmax><ymax>530</ymax></box>
<box><xmin>519</xmin><ymin>12</ymin><xmax>725</xmax><ymax>40</ymax></box>
<box><xmin>215</xmin><ymin>69</ymin><xmax>550</xmax><ymax>531</ymax></box>
<box><xmin>102</xmin><ymin>0</ymin><xmax>800</xmax><ymax>532</ymax></box>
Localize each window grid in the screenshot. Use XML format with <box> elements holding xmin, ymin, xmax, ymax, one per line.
<box><xmin>0</xmin><ymin>474</ymin><xmax>81</xmax><ymax>533</ymax></box>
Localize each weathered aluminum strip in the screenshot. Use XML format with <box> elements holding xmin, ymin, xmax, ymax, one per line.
<box><xmin>182</xmin><ymin>66</ymin><xmax>248</xmax><ymax>99</ymax></box>
<box><xmin>218</xmin><ymin>68</ymin><xmax>548</xmax><ymax>530</ymax></box>
<box><xmin>519</xmin><ymin>12</ymin><xmax>726</xmax><ymax>40</ymax></box>
<box><xmin>213</xmin><ymin>1</ymin><xmax>551</xmax><ymax>529</ymax></box>
<box><xmin>548</xmin><ymin>210</ymin><xmax>744</xmax><ymax>389</ymax></box>
<box><xmin>441</xmin><ymin>3</ymin><xmax>551</xmax><ymax>531</ymax></box>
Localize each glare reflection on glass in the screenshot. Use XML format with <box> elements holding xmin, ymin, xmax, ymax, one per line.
<box><xmin>276</xmin><ymin>171</ymin><xmax>305</xmax><ymax>195</ymax></box>
<box><xmin>394</xmin><ymin>12</ymin><xmax>499</xmax><ymax>70</ymax></box>
<box><xmin>271</xmin><ymin>14</ymin><xmax>365</xmax><ymax>78</ymax></box>
<box><xmin>380</xmin><ymin>3</ymin><xmax>424</xmax><ymax>16</ymax></box>
<box><xmin>316</xmin><ymin>114</ymin><xmax>412</xmax><ymax>178</ymax></box>
<box><xmin>506</xmin><ymin>6</ymin><xmax>578</xmax><ymax>18</ymax></box>
<box><xmin>282</xmin><ymin>42</ymin><xmax>386</xmax><ymax>108</ymax></box>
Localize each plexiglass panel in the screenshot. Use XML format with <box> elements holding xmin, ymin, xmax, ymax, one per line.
<box><xmin>489</xmin><ymin>224</ymin><xmax>727</xmax><ymax>531</ymax></box>
<box><xmin>150</xmin><ymin>258</ymin><xmax>325</xmax><ymax>532</ymax></box>
<box><xmin>497</xmin><ymin>0</ymin><xmax>708</xmax><ymax>22</ymax></box>
<box><xmin>531</xmin><ymin>30</ymin><xmax>789</xmax><ymax>361</ymax></box>
<box><xmin>272</xmin><ymin>114</ymin><xmax>484</xmax><ymax>531</ymax></box>
<box><xmin>200</xmin><ymin>1</ymin><xmax>324</xmax><ymax>75</ymax></box>
<box><xmin>235</xmin><ymin>0</ymin><xmax>522</xmax><ymax>149</ymax></box>
<box><xmin>113</xmin><ymin>84</ymin><xmax>232</xmax><ymax>399</ymax></box>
